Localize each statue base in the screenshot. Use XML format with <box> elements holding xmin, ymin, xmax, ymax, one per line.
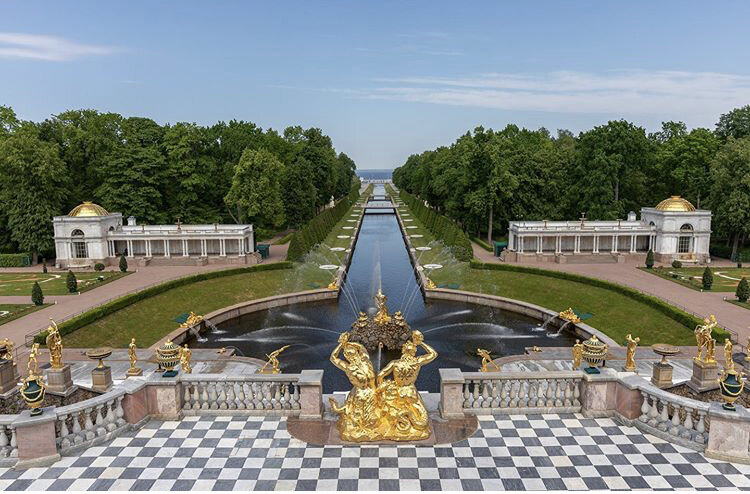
<box><xmin>46</xmin><ymin>365</ymin><xmax>77</xmax><ymax>396</ymax></box>
<box><xmin>651</xmin><ymin>362</ymin><xmax>673</xmax><ymax>389</ymax></box>
<box><xmin>92</xmin><ymin>366</ymin><xmax>113</xmax><ymax>393</ymax></box>
<box><xmin>0</xmin><ymin>360</ymin><xmax>18</xmax><ymax>395</ymax></box>
<box><xmin>687</xmin><ymin>359</ymin><xmax>720</xmax><ymax>393</ymax></box>
<box><xmin>126</xmin><ymin>367</ymin><xmax>143</xmax><ymax>377</ymax></box>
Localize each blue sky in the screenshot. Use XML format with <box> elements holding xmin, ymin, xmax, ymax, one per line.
<box><xmin>2</xmin><ymin>1</ymin><xmax>749</xmax><ymax>169</ymax></box>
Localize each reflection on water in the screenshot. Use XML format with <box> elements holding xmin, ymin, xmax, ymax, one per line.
<box><xmin>191</xmin><ymin>185</ymin><xmax>575</xmax><ymax>392</ymax></box>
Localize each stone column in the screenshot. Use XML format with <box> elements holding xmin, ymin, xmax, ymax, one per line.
<box><xmin>536</xmin><ymin>235</ymin><xmax>542</xmax><ymax>254</ymax></box>
<box><xmin>13</xmin><ymin>409</ymin><xmax>61</xmax><ymax>468</ymax></box>
<box><xmin>146</xmin><ymin>239</ymin><xmax>152</xmax><ymax>257</ymax></box>
<box><xmin>238</xmin><ymin>238</ymin><xmax>243</xmax><ymax>256</ymax></box>
<box><xmin>593</xmin><ymin>235</ymin><xmax>599</xmax><ymax>253</ymax></box>
<box><xmin>183</xmin><ymin>239</ymin><xmax>189</xmax><ymax>257</ymax></box>
<box><xmin>705</xmin><ymin>403</ymin><xmax>750</xmax><ymax>464</ymax></box>
<box><xmin>127</xmin><ymin>239</ymin><xmax>134</xmax><ymax>257</ymax></box>
<box><xmin>518</xmin><ymin>236</ymin><xmax>524</xmax><ymax>254</ymax></box>
<box><xmin>298</xmin><ymin>370</ymin><xmax>324</xmax><ymax>420</ymax></box>
<box><xmin>202</xmin><ymin>239</ymin><xmax>207</xmax><ymax>257</ymax></box>
<box><xmin>611</xmin><ymin>235</ymin><xmax>617</xmax><ymax>253</ymax></box>
<box><xmin>439</xmin><ymin>368</ymin><xmax>466</xmax><ymax>419</ymax></box>
<box><xmin>220</xmin><ymin>238</ymin><xmax>226</xmax><ymax>257</ymax></box>
<box><xmin>164</xmin><ymin>239</ymin><xmax>170</xmax><ymax>258</ymax></box>
<box><xmin>630</xmin><ymin>235</ymin><xmax>636</xmax><ymax>253</ymax></box>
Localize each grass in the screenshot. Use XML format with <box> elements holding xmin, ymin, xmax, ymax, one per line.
<box><xmin>729</xmin><ymin>300</ymin><xmax>750</xmax><ymax>311</ymax></box>
<box><xmin>640</xmin><ymin>266</ymin><xmax>750</xmax><ymax>292</ymax></box>
<box><xmin>429</xmin><ymin>266</ymin><xmax>699</xmax><ymax>346</ymax></box>
<box><xmin>0</xmin><ymin>271</ymin><xmax>129</xmax><ymax>296</ymax></box>
<box><xmin>0</xmin><ymin>303</ymin><xmax>49</xmax><ymax>326</ymax></box>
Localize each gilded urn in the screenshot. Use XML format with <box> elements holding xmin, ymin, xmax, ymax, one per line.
<box><xmin>719</xmin><ymin>370</ymin><xmax>745</xmax><ymax>411</ymax></box>
<box><xmin>20</xmin><ymin>378</ymin><xmax>46</xmax><ymax>416</ymax></box>
<box><xmin>157</xmin><ymin>339</ymin><xmax>181</xmax><ymax>377</ymax></box>
<box><xmin>582</xmin><ymin>335</ymin><xmax>608</xmax><ymax>374</ymax></box>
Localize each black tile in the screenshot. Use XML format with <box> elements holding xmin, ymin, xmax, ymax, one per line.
<box><xmin>198</xmin><ymin>468</ymin><xmax>221</xmax><ymax>480</ymax></box>
<box><xmin>584</xmin><ymin>477</ymin><xmax>608</xmax><ymax>490</ymax></box>
<box><xmin>337</xmin><ymin>479</ymin><xmax>357</xmax><ymax>491</ymax></box>
<box><xmin>318</xmin><ymin>468</ymin><xmax>339</xmax><ymax>480</ymax></box>
<box><xmin>238</xmin><ymin>468</ymin><xmax>261</xmax><ymax>480</ymax></box>
<box><xmin>438</xmin><ymin>468</ymin><xmax>460</xmax><ymax>479</ymax></box>
<box><xmin>379</xmin><ymin>479</ymin><xmax>400</xmax><ymax>491</ymax></box>
<box><xmin>417</xmin><ymin>457</ymin><xmax>438</xmax><ymax>468</ymax></box>
<box><xmin>359</xmin><ymin>468</ymin><xmax>379</xmax><ymax>479</ymax></box>
<box><xmin>399</xmin><ymin>468</ymin><xmax>419</xmax><ymax>479</ymax></box>
<box><xmin>461</xmin><ymin>479</ymin><xmax>484</xmax><ymax>491</ymax></box>
<box><xmin>278</xmin><ymin>468</ymin><xmax>300</xmax><ymax>480</ymax></box>
<box><xmin>420</xmin><ymin>479</ymin><xmax>443</xmax><ymax>491</ymax></box>
<box><xmin>502</xmin><ymin>478</ymin><xmax>525</xmax><ymax>490</ymax></box>
<box><xmin>379</xmin><ymin>457</ymin><xmax>398</xmax><ymax>468</ymax></box>
<box><xmin>477</xmin><ymin>467</ymin><xmax>500</xmax><ymax>479</ymax></box>
<box><xmin>624</xmin><ymin>476</ymin><xmax>650</xmax><ymax>489</ymax></box>
<box><xmin>130</xmin><ymin>479</ymin><xmax>156</xmax><ymax>491</ymax></box>
<box><xmin>294</xmin><ymin>479</ymin><xmax>317</xmax><ymax>491</ymax></box>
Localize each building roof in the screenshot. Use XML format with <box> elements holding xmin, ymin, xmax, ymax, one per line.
<box><xmin>654</xmin><ymin>196</ymin><xmax>696</xmax><ymax>212</ymax></box>
<box><xmin>68</xmin><ymin>201</ymin><xmax>110</xmax><ymax>217</ymax></box>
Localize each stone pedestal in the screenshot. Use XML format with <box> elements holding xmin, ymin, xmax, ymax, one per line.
<box><xmin>298</xmin><ymin>370</ymin><xmax>324</xmax><ymax>420</ymax></box>
<box><xmin>0</xmin><ymin>360</ymin><xmax>18</xmax><ymax>396</ymax></box>
<box><xmin>651</xmin><ymin>362</ymin><xmax>674</xmax><ymax>389</ymax></box>
<box><xmin>92</xmin><ymin>366</ymin><xmax>112</xmax><ymax>393</ymax></box>
<box><xmin>439</xmin><ymin>368</ymin><xmax>466</xmax><ymax>419</ymax></box>
<box><xmin>13</xmin><ymin>408</ymin><xmax>61</xmax><ymax>468</ymax></box>
<box><xmin>688</xmin><ymin>359</ymin><xmax>720</xmax><ymax>393</ymax></box>
<box><xmin>126</xmin><ymin>367</ymin><xmax>143</xmax><ymax>377</ymax></box>
<box><xmin>706</xmin><ymin>403</ymin><xmax>750</xmax><ymax>464</ymax></box>
<box><xmin>45</xmin><ymin>365</ymin><xmax>76</xmax><ymax>396</ymax></box>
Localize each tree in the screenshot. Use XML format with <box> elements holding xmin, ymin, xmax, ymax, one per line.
<box><xmin>709</xmin><ymin>137</ymin><xmax>750</xmax><ymax>260</ymax></box>
<box><xmin>716</xmin><ymin>105</ymin><xmax>750</xmax><ymax>141</ymax></box>
<box><xmin>645</xmin><ymin>249</ymin><xmax>654</xmax><ymax>269</ymax></box>
<box><xmin>66</xmin><ymin>270</ymin><xmax>78</xmax><ymax>293</ymax></box>
<box><xmin>31</xmin><ymin>281</ymin><xmax>44</xmax><ymax>306</ymax></box>
<box><xmin>0</xmin><ymin>123</ymin><xmax>69</xmax><ymax>262</ymax></box>
<box><xmin>282</xmin><ymin>156</ymin><xmax>318</xmax><ymax>228</ymax></box>
<box><xmin>737</xmin><ymin>277</ymin><xmax>749</xmax><ymax>303</ymax></box>
<box><xmin>702</xmin><ymin>267</ymin><xmax>713</xmax><ymax>290</ymax></box>
<box><xmin>119</xmin><ymin>254</ymin><xmax>128</xmax><ymax>272</ymax></box>
<box><xmin>224</xmin><ymin>148</ymin><xmax>286</xmax><ymax>230</ymax></box>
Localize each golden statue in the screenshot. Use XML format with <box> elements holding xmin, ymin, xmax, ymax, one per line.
<box><xmin>393</xmin><ymin>311</ymin><xmax>407</xmax><ymax>328</ymax></box>
<box><xmin>45</xmin><ymin>318</ymin><xmax>64</xmax><ymax>369</ymax></box>
<box><xmin>724</xmin><ymin>338</ymin><xmax>735</xmax><ymax>372</ymax></box>
<box><xmin>180</xmin><ymin>344</ymin><xmax>192</xmax><ymax>374</ymax></box>
<box><xmin>624</xmin><ymin>334</ymin><xmax>640</xmax><ymax>372</ymax></box>
<box><xmin>127</xmin><ymin>338</ymin><xmax>143</xmax><ymax>377</ymax></box>
<box><xmin>695</xmin><ymin>315</ymin><xmax>717</xmax><ymax>364</ymax></box>
<box><xmin>558</xmin><ymin>308</ymin><xmax>582</xmax><ymax>324</ymax></box>
<box><xmin>477</xmin><ymin>348</ymin><xmax>500</xmax><ymax>372</ymax></box>
<box><xmin>424</xmin><ymin>278</ymin><xmax>437</xmax><ymax>290</ymax></box>
<box><xmin>28</xmin><ymin>343</ymin><xmax>40</xmax><ymax>377</ymax></box>
<box><xmin>258</xmin><ymin>345</ymin><xmax>290</xmax><ymax>374</ymax></box>
<box><xmin>373</xmin><ymin>289</ymin><xmax>391</xmax><ymax>325</ymax></box>
<box><xmin>0</xmin><ymin>338</ymin><xmax>14</xmax><ymax>365</ymax></box>
<box><xmin>180</xmin><ymin>312</ymin><xmax>204</xmax><ymax>329</ymax></box>
<box><xmin>327</xmin><ymin>280</ymin><xmax>339</xmax><ymax>290</ymax></box>
<box><xmin>329</xmin><ymin>330</ymin><xmax>437</xmax><ymax>442</ymax></box>
<box><xmin>572</xmin><ymin>339</ymin><xmax>584</xmax><ymax>369</ymax></box>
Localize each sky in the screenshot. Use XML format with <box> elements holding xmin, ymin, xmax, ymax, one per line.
<box><xmin>2</xmin><ymin>1</ymin><xmax>750</xmax><ymax>170</ymax></box>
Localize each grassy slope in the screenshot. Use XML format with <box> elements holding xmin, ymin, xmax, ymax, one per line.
<box><xmin>0</xmin><ymin>271</ymin><xmax>128</xmax><ymax>296</ymax></box>
<box><xmin>0</xmin><ymin>304</ymin><xmax>49</xmax><ymax>326</ymax></box>
<box><xmin>640</xmin><ymin>266</ymin><xmax>750</xmax><ymax>292</ymax></box>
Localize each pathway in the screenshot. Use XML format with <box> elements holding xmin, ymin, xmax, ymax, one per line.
<box><xmin>1</xmin><ymin>414</ymin><xmax>748</xmax><ymax>491</ymax></box>
<box><xmin>471</xmin><ymin>242</ymin><xmax>750</xmax><ymax>344</ymax></box>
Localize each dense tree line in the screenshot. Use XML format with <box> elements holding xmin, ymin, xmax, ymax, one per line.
<box><xmin>0</xmin><ymin>107</ymin><xmax>356</xmax><ymax>261</ymax></box>
<box><xmin>393</xmin><ymin>105</ymin><xmax>750</xmax><ymax>260</ymax></box>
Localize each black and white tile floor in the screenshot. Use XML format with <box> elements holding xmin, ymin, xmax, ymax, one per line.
<box><xmin>2</xmin><ymin>413</ymin><xmax>750</xmax><ymax>491</ymax></box>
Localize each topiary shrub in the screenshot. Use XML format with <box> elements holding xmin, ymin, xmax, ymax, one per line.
<box><xmin>672</xmin><ymin>260</ymin><xmax>682</xmax><ymax>269</ymax></box>
<box><xmin>737</xmin><ymin>277</ymin><xmax>749</xmax><ymax>303</ymax></box>
<box><xmin>94</xmin><ymin>263</ymin><xmax>105</xmax><ymax>272</ymax></box>
<box><xmin>31</xmin><ymin>281</ymin><xmax>44</xmax><ymax>306</ymax></box>
<box><xmin>645</xmin><ymin>249</ymin><xmax>654</xmax><ymax>269</ymax></box>
<box><xmin>702</xmin><ymin>267</ymin><xmax>713</xmax><ymax>290</ymax></box>
<box><xmin>119</xmin><ymin>255</ymin><xmax>128</xmax><ymax>273</ymax></box>
<box><xmin>66</xmin><ymin>270</ymin><xmax>78</xmax><ymax>293</ymax></box>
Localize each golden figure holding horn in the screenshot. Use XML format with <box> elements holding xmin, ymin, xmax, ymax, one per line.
<box><xmin>258</xmin><ymin>345</ymin><xmax>290</xmax><ymax>374</ymax></box>
<box><xmin>477</xmin><ymin>348</ymin><xmax>499</xmax><ymax>372</ymax></box>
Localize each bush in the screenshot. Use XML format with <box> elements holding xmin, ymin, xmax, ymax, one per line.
<box><xmin>702</xmin><ymin>267</ymin><xmax>713</xmax><ymax>290</ymax></box>
<box><xmin>94</xmin><ymin>263</ymin><xmax>105</xmax><ymax>272</ymax></box>
<box><xmin>66</xmin><ymin>270</ymin><xmax>78</xmax><ymax>293</ymax></box>
<box><xmin>396</xmin><ymin>189</ymin><xmax>473</xmax><ymax>261</ymax></box>
<box><xmin>0</xmin><ymin>253</ymin><xmax>31</xmax><ymax>267</ymax></box>
<box><xmin>645</xmin><ymin>250</ymin><xmax>654</xmax><ymax>269</ymax></box>
<box><xmin>472</xmin><ymin>237</ymin><xmax>493</xmax><ymax>252</ymax></box>
<box><xmin>119</xmin><ymin>255</ymin><xmax>128</xmax><ymax>273</ymax></box>
<box><xmin>468</xmin><ymin>260</ymin><xmax>730</xmax><ymax>339</ymax></box>
<box><xmin>710</xmin><ymin>244</ymin><xmax>750</xmax><ymax>262</ymax></box>
<box><xmin>34</xmin><ymin>261</ymin><xmax>294</xmax><ymax>344</ymax></box>
<box><xmin>31</xmin><ymin>281</ymin><xmax>44</xmax><ymax>306</ymax></box>
<box><xmin>672</xmin><ymin>260</ymin><xmax>682</xmax><ymax>269</ymax></box>
<box><xmin>737</xmin><ymin>277</ymin><xmax>749</xmax><ymax>303</ymax></box>
<box><xmin>42</xmin><ymin>259</ymin><xmax>48</xmax><ymax>273</ymax></box>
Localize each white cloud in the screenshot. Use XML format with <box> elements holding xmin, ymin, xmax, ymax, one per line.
<box><xmin>0</xmin><ymin>32</ymin><xmax>117</xmax><ymax>61</ymax></box>
<box><xmin>365</xmin><ymin>70</ymin><xmax>750</xmax><ymax>124</ymax></box>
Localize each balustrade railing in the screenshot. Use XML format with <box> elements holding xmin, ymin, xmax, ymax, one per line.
<box><xmin>461</xmin><ymin>371</ymin><xmax>583</xmax><ymax>413</ymax></box>
<box><xmin>637</xmin><ymin>386</ymin><xmax>709</xmax><ymax>447</ymax></box>
<box><xmin>0</xmin><ymin>417</ymin><xmax>17</xmax><ymax>463</ymax></box>
<box><xmin>181</xmin><ymin>374</ymin><xmax>301</xmax><ymax>415</ymax></box>
<box><xmin>55</xmin><ymin>391</ymin><xmax>128</xmax><ymax>454</ymax></box>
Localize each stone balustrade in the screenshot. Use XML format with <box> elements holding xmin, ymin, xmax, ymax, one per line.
<box><xmin>55</xmin><ymin>390</ymin><xmax>128</xmax><ymax>455</ymax></box>
<box><xmin>637</xmin><ymin>385</ymin><xmax>710</xmax><ymax>449</ymax></box>
<box><xmin>181</xmin><ymin>374</ymin><xmax>301</xmax><ymax>415</ymax></box>
<box><xmin>0</xmin><ymin>416</ymin><xmax>17</xmax><ymax>466</ymax></box>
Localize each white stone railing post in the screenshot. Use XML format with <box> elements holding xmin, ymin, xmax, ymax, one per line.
<box><xmin>439</xmin><ymin>368</ymin><xmax>466</xmax><ymax>419</ymax></box>
<box><xmin>298</xmin><ymin>370</ymin><xmax>323</xmax><ymax>420</ymax></box>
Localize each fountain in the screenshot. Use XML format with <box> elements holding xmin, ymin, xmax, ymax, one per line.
<box><xmin>349</xmin><ymin>290</ymin><xmax>413</xmax><ymax>351</ymax></box>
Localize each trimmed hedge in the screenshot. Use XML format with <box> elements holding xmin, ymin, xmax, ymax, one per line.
<box><xmin>469</xmin><ymin>260</ymin><xmax>730</xmax><ymax>339</ymax></box>
<box><xmin>710</xmin><ymin>243</ymin><xmax>750</xmax><ymax>262</ymax></box>
<box><xmin>397</xmin><ymin>190</ymin><xmax>472</xmax><ymax>261</ymax></box>
<box><xmin>34</xmin><ymin>261</ymin><xmax>293</xmax><ymax>344</ymax></box>
<box><xmin>0</xmin><ymin>253</ymin><xmax>31</xmax><ymax>267</ymax></box>
<box><xmin>286</xmin><ymin>183</ymin><xmax>365</xmax><ymax>261</ymax></box>
<box><xmin>472</xmin><ymin>237</ymin><xmax>493</xmax><ymax>252</ymax></box>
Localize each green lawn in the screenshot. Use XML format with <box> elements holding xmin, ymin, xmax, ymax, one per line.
<box><xmin>0</xmin><ymin>271</ymin><xmax>129</xmax><ymax>296</ymax></box>
<box><xmin>640</xmin><ymin>266</ymin><xmax>750</xmax><ymax>292</ymax></box>
<box><xmin>729</xmin><ymin>300</ymin><xmax>750</xmax><ymax>311</ymax></box>
<box><xmin>0</xmin><ymin>303</ymin><xmax>48</xmax><ymax>326</ymax></box>
<box><xmin>430</xmin><ymin>266</ymin><xmax>700</xmax><ymax>346</ymax></box>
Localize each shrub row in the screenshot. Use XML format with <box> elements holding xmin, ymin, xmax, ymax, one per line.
<box><xmin>34</xmin><ymin>261</ymin><xmax>293</xmax><ymax>344</ymax></box>
<box><xmin>471</xmin><ymin>237</ymin><xmax>493</xmax><ymax>252</ymax></box>
<box><xmin>397</xmin><ymin>190</ymin><xmax>473</xmax><ymax>261</ymax></box>
<box><xmin>286</xmin><ymin>183</ymin><xmax>364</xmax><ymax>261</ymax></box>
<box><xmin>469</xmin><ymin>260</ymin><xmax>730</xmax><ymax>339</ymax></box>
<box><xmin>710</xmin><ymin>244</ymin><xmax>750</xmax><ymax>262</ymax></box>
<box><xmin>0</xmin><ymin>253</ymin><xmax>31</xmax><ymax>267</ymax></box>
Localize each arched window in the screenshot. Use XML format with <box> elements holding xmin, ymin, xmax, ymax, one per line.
<box><xmin>678</xmin><ymin>224</ymin><xmax>693</xmax><ymax>253</ymax></box>
<box><xmin>71</xmin><ymin>229</ymin><xmax>88</xmax><ymax>259</ymax></box>
<box><xmin>680</xmin><ymin>223</ymin><xmax>694</xmax><ymax>232</ymax></box>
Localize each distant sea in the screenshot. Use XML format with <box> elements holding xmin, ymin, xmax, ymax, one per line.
<box><xmin>357</xmin><ymin>169</ymin><xmax>392</xmax><ymax>180</ymax></box>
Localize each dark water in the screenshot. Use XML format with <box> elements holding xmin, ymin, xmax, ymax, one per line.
<box><xmin>192</xmin><ymin>185</ymin><xmax>575</xmax><ymax>392</ymax></box>
<box><xmin>356</xmin><ymin>169</ymin><xmax>392</xmax><ymax>180</ymax></box>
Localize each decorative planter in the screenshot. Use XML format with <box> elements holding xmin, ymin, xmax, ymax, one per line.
<box><xmin>582</xmin><ymin>335</ymin><xmax>608</xmax><ymax>374</ymax></box>
<box><xmin>719</xmin><ymin>370</ymin><xmax>745</xmax><ymax>411</ymax></box>
<box><xmin>157</xmin><ymin>340</ymin><xmax>181</xmax><ymax>377</ymax></box>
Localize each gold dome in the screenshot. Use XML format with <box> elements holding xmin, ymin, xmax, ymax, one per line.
<box><xmin>68</xmin><ymin>201</ymin><xmax>109</xmax><ymax>217</ymax></box>
<box><xmin>654</xmin><ymin>196</ymin><xmax>696</xmax><ymax>212</ymax></box>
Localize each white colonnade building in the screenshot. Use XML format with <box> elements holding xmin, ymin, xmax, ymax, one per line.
<box><xmin>53</xmin><ymin>202</ymin><xmax>256</xmax><ymax>269</ymax></box>
<box><xmin>505</xmin><ymin>196</ymin><xmax>712</xmax><ymax>264</ymax></box>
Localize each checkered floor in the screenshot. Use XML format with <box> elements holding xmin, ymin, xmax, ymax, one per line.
<box><xmin>2</xmin><ymin>413</ymin><xmax>750</xmax><ymax>491</ymax></box>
